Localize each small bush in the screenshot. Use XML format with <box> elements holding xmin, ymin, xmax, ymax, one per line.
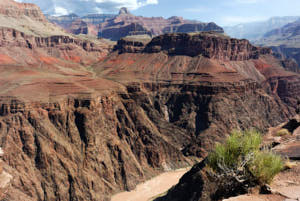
<box><xmin>276</xmin><ymin>129</ymin><xmax>291</xmax><ymax>136</ymax></box>
<box><xmin>249</xmin><ymin>151</ymin><xmax>284</xmax><ymax>184</ymax></box>
<box><xmin>207</xmin><ymin>130</ymin><xmax>284</xmax><ymax>185</ymax></box>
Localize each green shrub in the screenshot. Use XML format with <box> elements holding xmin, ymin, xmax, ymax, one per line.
<box><xmin>249</xmin><ymin>151</ymin><xmax>284</xmax><ymax>184</ymax></box>
<box><xmin>276</xmin><ymin>129</ymin><xmax>291</xmax><ymax>136</ymax></box>
<box><xmin>207</xmin><ymin>130</ymin><xmax>284</xmax><ymax>185</ymax></box>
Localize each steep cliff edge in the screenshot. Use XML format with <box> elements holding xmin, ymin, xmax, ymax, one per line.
<box><xmin>0</xmin><ymin>78</ymin><xmax>292</xmax><ymax>201</ymax></box>
<box><xmin>115</xmin><ymin>32</ymin><xmax>271</xmax><ymax>60</ymax></box>
<box><xmin>111</xmin><ymin>33</ymin><xmax>300</xmax><ymax>111</ymax></box>
<box><xmin>94</xmin><ymin>33</ymin><xmax>299</xmax><ymax>158</ymax></box>
<box><xmin>143</xmin><ymin>32</ymin><xmax>271</xmax><ymax>60</ymax></box>
<box><xmin>0</xmin><ymin>92</ymin><xmax>194</xmax><ymax>201</ymax></box>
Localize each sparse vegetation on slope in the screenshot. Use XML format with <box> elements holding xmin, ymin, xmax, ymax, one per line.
<box><xmin>208</xmin><ymin>130</ymin><xmax>284</xmax><ymax>185</ymax></box>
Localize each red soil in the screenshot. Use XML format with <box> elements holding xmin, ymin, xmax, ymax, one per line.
<box><xmin>0</xmin><ymin>54</ymin><xmax>15</xmax><ymax>64</ymax></box>
<box><xmin>39</xmin><ymin>56</ymin><xmax>60</xmax><ymax>65</ymax></box>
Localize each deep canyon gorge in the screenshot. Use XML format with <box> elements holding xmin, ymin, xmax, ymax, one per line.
<box><xmin>0</xmin><ymin>0</ymin><xmax>299</xmax><ymax>201</ymax></box>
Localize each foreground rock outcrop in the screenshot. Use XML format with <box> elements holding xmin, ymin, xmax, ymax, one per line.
<box><xmin>156</xmin><ymin>160</ymin><xmax>300</xmax><ymax>201</ymax></box>
<box><xmin>156</xmin><ymin>107</ymin><xmax>300</xmax><ymax>201</ymax></box>
<box><xmin>154</xmin><ymin>159</ymin><xmax>243</xmax><ymax>201</ymax></box>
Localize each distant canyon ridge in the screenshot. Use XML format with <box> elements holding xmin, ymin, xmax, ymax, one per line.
<box><xmin>47</xmin><ymin>7</ymin><xmax>224</xmax><ymax>41</ymax></box>
<box><xmin>225</xmin><ymin>16</ymin><xmax>300</xmax><ymax>72</ymax></box>
<box><xmin>48</xmin><ymin>9</ymin><xmax>300</xmax><ymax>72</ymax></box>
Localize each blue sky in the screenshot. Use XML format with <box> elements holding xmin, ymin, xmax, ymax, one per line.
<box><xmin>17</xmin><ymin>0</ymin><xmax>300</xmax><ymax>26</ymax></box>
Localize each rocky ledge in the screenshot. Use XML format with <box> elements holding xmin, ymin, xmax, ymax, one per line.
<box><xmin>0</xmin><ymin>27</ymin><xmax>106</xmax><ymax>52</ymax></box>
<box><xmin>115</xmin><ymin>32</ymin><xmax>271</xmax><ymax>61</ymax></box>
<box><xmin>0</xmin><ymin>27</ymin><xmax>112</xmax><ymax>65</ymax></box>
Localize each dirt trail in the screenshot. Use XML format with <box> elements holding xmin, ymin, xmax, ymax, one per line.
<box><xmin>111</xmin><ymin>168</ymin><xmax>190</xmax><ymax>201</ymax></box>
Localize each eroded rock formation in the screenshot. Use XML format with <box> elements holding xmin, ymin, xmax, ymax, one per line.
<box><xmin>0</xmin><ymin>1</ymin><xmax>299</xmax><ymax>201</ymax></box>
<box><xmin>48</xmin><ymin>7</ymin><xmax>224</xmax><ymax>40</ymax></box>
<box><xmin>98</xmin><ymin>9</ymin><xmax>224</xmax><ymax>40</ymax></box>
<box><xmin>48</xmin><ymin>14</ymin><xmax>116</xmax><ymax>36</ymax></box>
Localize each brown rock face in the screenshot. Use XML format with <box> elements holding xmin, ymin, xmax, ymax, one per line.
<box><xmin>143</xmin><ymin>32</ymin><xmax>271</xmax><ymax>60</ymax></box>
<box><xmin>0</xmin><ymin>2</ymin><xmax>299</xmax><ymax>200</ymax></box>
<box><xmin>0</xmin><ymin>0</ymin><xmax>46</xmax><ymax>21</ymax></box>
<box><xmin>0</xmin><ymin>27</ymin><xmax>110</xmax><ymax>65</ymax></box>
<box><xmin>114</xmin><ymin>32</ymin><xmax>272</xmax><ymax>61</ymax></box>
<box><xmin>265</xmin><ymin>75</ymin><xmax>300</xmax><ymax>108</ymax></box>
<box><xmin>99</xmin><ymin>23</ymin><xmax>152</xmax><ymax>41</ymax></box>
<box><xmin>95</xmin><ymin>33</ymin><xmax>298</xmax><ymax>158</ymax></box>
<box><xmin>280</xmin><ymin>58</ymin><xmax>300</xmax><ymax>73</ymax></box>
<box><xmin>47</xmin><ymin>14</ymin><xmax>116</xmax><ymax>37</ymax></box>
<box><xmin>154</xmin><ymin>160</ymin><xmax>248</xmax><ymax>201</ymax></box>
<box><xmin>0</xmin><ymin>95</ymin><xmax>192</xmax><ymax>201</ymax></box>
<box><xmin>98</xmin><ymin>8</ymin><xmax>224</xmax><ymax>41</ymax></box>
<box><xmin>48</xmin><ymin>8</ymin><xmax>223</xmax><ymax>40</ymax></box>
<box><xmin>69</xmin><ymin>19</ymin><xmax>89</xmax><ymax>35</ymax></box>
<box><xmin>114</xmin><ymin>36</ymin><xmax>152</xmax><ymax>53</ymax></box>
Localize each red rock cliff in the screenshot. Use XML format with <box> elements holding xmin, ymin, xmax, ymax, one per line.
<box><xmin>0</xmin><ymin>0</ymin><xmax>46</xmax><ymax>21</ymax></box>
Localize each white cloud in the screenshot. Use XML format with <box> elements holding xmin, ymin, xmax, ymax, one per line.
<box><xmin>16</xmin><ymin>0</ymin><xmax>158</xmax><ymax>15</ymax></box>
<box><xmin>146</xmin><ymin>0</ymin><xmax>158</xmax><ymax>4</ymax></box>
<box><xmin>54</xmin><ymin>7</ymin><xmax>69</xmax><ymax>16</ymax></box>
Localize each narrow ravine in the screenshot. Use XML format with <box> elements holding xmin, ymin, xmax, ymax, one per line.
<box><xmin>111</xmin><ymin>168</ymin><xmax>190</xmax><ymax>201</ymax></box>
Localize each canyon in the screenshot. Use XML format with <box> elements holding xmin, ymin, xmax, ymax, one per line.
<box><xmin>47</xmin><ymin>13</ymin><xmax>115</xmax><ymax>37</ymax></box>
<box><xmin>257</xmin><ymin>19</ymin><xmax>300</xmax><ymax>72</ymax></box>
<box><xmin>48</xmin><ymin>7</ymin><xmax>224</xmax><ymax>41</ymax></box>
<box><xmin>224</xmin><ymin>16</ymin><xmax>300</xmax><ymax>41</ymax></box>
<box><xmin>0</xmin><ymin>1</ymin><xmax>299</xmax><ymax>201</ymax></box>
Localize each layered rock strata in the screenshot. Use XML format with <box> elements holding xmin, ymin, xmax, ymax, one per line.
<box><xmin>0</xmin><ymin>27</ymin><xmax>111</xmax><ymax>65</ymax></box>
<box><xmin>98</xmin><ymin>11</ymin><xmax>224</xmax><ymax>41</ymax></box>
<box><xmin>0</xmin><ymin>2</ymin><xmax>299</xmax><ymax>200</ymax></box>
<box><xmin>143</xmin><ymin>32</ymin><xmax>271</xmax><ymax>60</ymax></box>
